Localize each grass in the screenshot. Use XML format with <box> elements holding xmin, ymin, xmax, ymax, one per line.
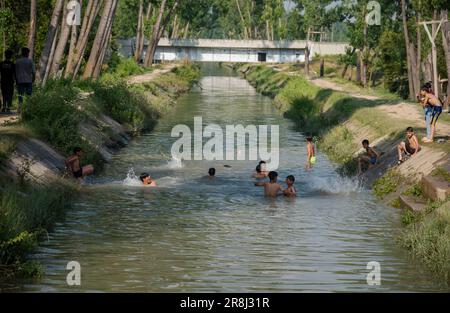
<box><xmin>0</xmin><ymin>182</ymin><xmax>75</xmax><ymax>280</ymax></box>
<box><xmin>399</xmin><ymin>199</ymin><xmax>450</xmax><ymax>285</ymax></box>
<box><xmin>432</xmin><ymin>166</ymin><xmax>450</xmax><ymax>182</ymax></box>
<box><xmin>372</xmin><ymin>169</ymin><xmax>404</xmax><ymax>199</ymax></box>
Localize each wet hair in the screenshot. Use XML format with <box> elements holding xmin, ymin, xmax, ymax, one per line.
<box><xmin>259</xmin><ymin>160</ymin><xmax>266</xmax><ymax>165</ymax></box>
<box><xmin>286</xmin><ymin>175</ymin><xmax>295</xmax><ymax>183</ymax></box>
<box><xmin>208</xmin><ymin>167</ymin><xmax>216</xmax><ymax>176</ymax></box>
<box><xmin>73</xmin><ymin>147</ymin><xmax>82</xmax><ymax>154</ymax></box>
<box><xmin>21</xmin><ymin>47</ymin><xmax>30</xmax><ymax>57</ymax></box>
<box><xmin>255</xmin><ymin>164</ymin><xmax>261</xmax><ymax>173</ymax></box>
<box><xmin>268</xmin><ymin>171</ymin><xmax>278</xmax><ymax>181</ymax></box>
<box><xmin>306</xmin><ymin>136</ymin><xmax>313</xmax><ymax>142</ymax></box>
<box><xmin>406</xmin><ymin>127</ymin><xmax>414</xmax><ymax>133</ymax></box>
<box><xmin>139</xmin><ymin>172</ymin><xmax>150</xmax><ymax>182</ymax></box>
<box><xmin>362</xmin><ymin>139</ymin><xmax>369</xmax><ymax>146</ymax></box>
<box><xmin>4</xmin><ymin>50</ymin><xmax>13</xmax><ymax>60</ymax></box>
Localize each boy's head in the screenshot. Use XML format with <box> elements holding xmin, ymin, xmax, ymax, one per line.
<box><xmin>406</xmin><ymin>127</ymin><xmax>414</xmax><ymax>137</ymax></box>
<box><xmin>362</xmin><ymin>139</ymin><xmax>369</xmax><ymax>148</ymax></box>
<box><xmin>4</xmin><ymin>50</ymin><xmax>13</xmax><ymax>60</ymax></box>
<box><xmin>268</xmin><ymin>171</ymin><xmax>278</xmax><ymax>182</ymax></box>
<box><xmin>306</xmin><ymin>136</ymin><xmax>313</xmax><ymax>143</ymax></box>
<box><xmin>21</xmin><ymin>47</ymin><xmax>30</xmax><ymax>58</ymax></box>
<box><xmin>255</xmin><ymin>164</ymin><xmax>261</xmax><ymax>173</ymax></box>
<box><xmin>259</xmin><ymin>161</ymin><xmax>267</xmax><ymax>172</ymax></box>
<box><xmin>139</xmin><ymin>172</ymin><xmax>152</xmax><ymax>184</ymax></box>
<box><xmin>208</xmin><ymin>167</ymin><xmax>215</xmax><ymax>176</ymax></box>
<box><xmin>73</xmin><ymin>147</ymin><xmax>83</xmax><ymax>156</ymax></box>
<box><xmin>286</xmin><ymin>175</ymin><xmax>295</xmax><ymax>185</ymax></box>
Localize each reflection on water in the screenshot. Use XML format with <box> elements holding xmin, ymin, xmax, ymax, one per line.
<box><xmin>21</xmin><ymin>64</ymin><xmax>447</xmax><ymax>292</ymax></box>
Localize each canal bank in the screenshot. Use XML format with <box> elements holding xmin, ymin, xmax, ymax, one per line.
<box><xmin>9</xmin><ymin>64</ymin><xmax>449</xmax><ymax>292</ymax></box>
<box><xmin>0</xmin><ymin>62</ymin><xmax>201</xmax><ymax>283</ymax></box>
<box><xmin>231</xmin><ymin>62</ymin><xmax>450</xmax><ymax>285</ymax></box>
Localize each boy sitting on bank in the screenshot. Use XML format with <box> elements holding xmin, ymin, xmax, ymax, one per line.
<box><xmin>397</xmin><ymin>127</ymin><xmax>420</xmax><ymax>164</ymax></box>
<box><xmin>65</xmin><ymin>147</ymin><xmax>94</xmax><ymax>182</ymax></box>
<box><xmin>254</xmin><ymin>171</ymin><xmax>282</xmax><ymax>197</ymax></box>
<box><xmin>358</xmin><ymin>139</ymin><xmax>380</xmax><ymax>175</ymax></box>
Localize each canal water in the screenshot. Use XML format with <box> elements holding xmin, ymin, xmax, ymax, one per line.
<box><xmin>22</xmin><ymin>64</ymin><xmax>447</xmax><ymax>292</ymax></box>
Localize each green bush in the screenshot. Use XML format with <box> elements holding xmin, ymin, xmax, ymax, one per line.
<box><xmin>0</xmin><ymin>184</ymin><xmax>74</xmax><ymax>279</ymax></box>
<box><xmin>372</xmin><ymin>169</ymin><xmax>404</xmax><ymax>199</ymax></box>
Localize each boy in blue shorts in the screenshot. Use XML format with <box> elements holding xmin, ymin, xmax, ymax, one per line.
<box><xmin>358</xmin><ymin>139</ymin><xmax>380</xmax><ymax>175</ymax></box>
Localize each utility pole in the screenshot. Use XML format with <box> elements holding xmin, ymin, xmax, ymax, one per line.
<box><xmin>305</xmin><ymin>28</ymin><xmax>326</xmax><ymax>77</ymax></box>
<box><xmin>420</xmin><ymin>18</ymin><xmax>444</xmax><ymax>99</ymax></box>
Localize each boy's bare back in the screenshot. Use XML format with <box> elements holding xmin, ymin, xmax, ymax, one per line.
<box><xmin>263</xmin><ymin>182</ymin><xmax>282</xmax><ymax>197</ymax></box>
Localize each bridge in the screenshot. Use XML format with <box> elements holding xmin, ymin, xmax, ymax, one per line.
<box><xmin>117</xmin><ymin>38</ymin><xmax>349</xmax><ymax>63</ymax></box>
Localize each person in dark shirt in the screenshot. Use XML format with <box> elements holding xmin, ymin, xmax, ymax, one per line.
<box><xmin>0</xmin><ymin>50</ymin><xmax>15</xmax><ymax>113</ymax></box>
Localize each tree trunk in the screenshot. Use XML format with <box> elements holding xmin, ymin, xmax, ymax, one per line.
<box><xmin>341</xmin><ymin>47</ymin><xmax>356</xmax><ymax>78</ymax></box>
<box><xmin>28</xmin><ymin>0</ymin><xmax>37</xmax><ymax>59</ymax></box>
<box><xmin>401</xmin><ymin>0</ymin><xmax>416</xmax><ymax>100</ymax></box>
<box><xmin>50</xmin><ymin>1</ymin><xmax>72</xmax><ymax>77</ymax></box>
<box><xmin>134</xmin><ymin>0</ymin><xmax>144</xmax><ymax>61</ymax></box>
<box><xmin>422</xmin><ymin>53</ymin><xmax>433</xmax><ymax>83</ymax></box>
<box><xmin>235</xmin><ymin>0</ymin><xmax>249</xmax><ymax>40</ymax></box>
<box><xmin>70</xmin><ymin>0</ymin><xmax>102</xmax><ymax>79</ymax></box>
<box><xmin>183</xmin><ymin>21</ymin><xmax>189</xmax><ymax>39</ymax></box>
<box><xmin>144</xmin><ymin>0</ymin><xmax>167</xmax><ymax>66</ymax></box>
<box><xmin>92</xmin><ymin>0</ymin><xmax>117</xmax><ymax>79</ymax></box>
<box><xmin>441</xmin><ymin>9</ymin><xmax>450</xmax><ymax>110</ymax></box>
<box><xmin>356</xmin><ymin>51</ymin><xmax>361</xmax><ymax>82</ymax></box>
<box><xmin>83</xmin><ymin>0</ymin><xmax>115</xmax><ymax>79</ymax></box>
<box><xmin>361</xmin><ymin>14</ymin><xmax>368</xmax><ymax>88</ymax></box>
<box><xmin>37</xmin><ymin>0</ymin><xmax>64</xmax><ymax>83</ymax></box>
<box><xmin>305</xmin><ymin>27</ymin><xmax>310</xmax><ymax>76</ymax></box>
<box><xmin>42</xmin><ymin>27</ymin><xmax>59</xmax><ymax>85</ymax></box>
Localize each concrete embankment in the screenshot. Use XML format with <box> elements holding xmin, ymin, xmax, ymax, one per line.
<box><xmin>0</xmin><ymin>63</ymin><xmax>200</xmax><ymax>184</ymax></box>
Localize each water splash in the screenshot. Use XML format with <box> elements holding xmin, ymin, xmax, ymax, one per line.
<box><xmin>309</xmin><ymin>175</ymin><xmax>362</xmax><ymax>194</ymax></box>
<box><xmin>122</xmin><ymin>168</ymin><xmax>142</xmax><ymax>186</ymax></box>
<box><xmin>167</xmin><ymin>156</ymin><xmax>183</xmax><ymax>169</ymax></box>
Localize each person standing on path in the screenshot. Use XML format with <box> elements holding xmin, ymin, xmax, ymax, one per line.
<box><xmin>15</xmin><ymin>47</ymin><xmax>35</xmax><ymax>113</ymax></box>
<box><xmin>0</xmin><ymin>50</ymin><xmax>15</xmax><ymax>113</ymax></box>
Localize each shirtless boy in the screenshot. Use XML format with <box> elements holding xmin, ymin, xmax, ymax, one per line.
<box><xmin>358</xmin><ymin>139</ymin><xmax>380</xmax><ymax>175</ymax></box>
<box><xmin>306</xmin><ymin>137</ymin><xmax>316</xmax><ymax>167</ymax></box>
<box><xmin>65</xmin><ymin>147</ymin><xmax>94</xmax><ymax>182</ymax></box>
<box><xmin>254</xmin><ymin>171</ymin><xmax>282</xmax><ymax>197</ymax></box>
<box><xmin>397</xmin><ymin>127</ymin><xmax>420</xmax><ymax>164</ymax></box>
<box><xmin>139</xmin><ymin>172</ymin><xmax>157</xmax><ymax>186</ymax></box>
<box><xmin>418</xmin><ymin>85</ymin><xmax>442</xmax><ymax>142</ymax></box>
<box><xmin>283</xmin><ymin>175</ymin><xmax>297</xmax><ymax>197</ymax></box>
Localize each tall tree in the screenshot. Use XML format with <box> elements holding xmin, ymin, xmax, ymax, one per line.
<box><xmin>28</xmin><ymin>0</ymin><xmax>37</xmax><ymax>58</ymax></box>
<box><xmin>37</xmin><ymin>0</ymin><xmax>64</xmax><ymax>83</ymax></box>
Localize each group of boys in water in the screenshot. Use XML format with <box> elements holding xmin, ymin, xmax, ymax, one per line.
<box><xmin>65</xmin><ymin>82</ymin><xmax>442</xmax><ymax>193</ymax></box>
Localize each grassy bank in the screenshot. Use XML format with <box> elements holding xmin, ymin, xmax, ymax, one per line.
<box><xmin>0</xmin><ymin>60</ymin><xmax>201</xmax><ymax>282</ymax></box>
<box><xmin>236</xmin><ymin>62</ymin><xmax>450</xmax><ymax>286</ymax></box>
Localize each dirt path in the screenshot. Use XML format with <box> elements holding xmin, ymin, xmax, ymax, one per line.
<box><xmin>310</xmin><ymin>78</ymin><xmax>450</xmax><ymax>136</ymax></box>
<box><xmin>0</xmin><ymin>112</ymin><xmax>19</xmax><ymax>126</ymax></box>
<box><xmin>127</xmin><ymin>63</ymin><xmax>178</xmax><ymax>85</ymax></box>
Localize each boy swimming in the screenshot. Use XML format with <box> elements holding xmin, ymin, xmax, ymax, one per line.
<box><xmin>139</xmin><ymin>172</ymin><xmax>157</xmax><ymax>186</ymax></box>
<box><xmin>65</xmin><ymin>147</ymin><xmax>94</xmax><ymax>182</ymax></box>
<box><xmin>358</xmin><ymin>139</ymin><xmax>380</xmax><ymax>175</ymax></box>
<box><xmin>306</xmin><ymin>137</ymin><xmax>316</xmax><ymax>167</ymax></box>
<box><xmin>254</xmin><ymin>171</ymin><xmax>283</xmax><ymax>197</ymax></box>
<box><xmin>283</xmin><ymin>175</ymin><xmax>297</xmax><ymax>197</ymax></box>
<box><xmin>397</xmin><ymin>127</ymin><xmax>419</xmax><ymax>164</ymax></box>
<box><xmin>207</xmin><ymin>167</ymin><xmax>216</xmax><ymax>179</ymax></box>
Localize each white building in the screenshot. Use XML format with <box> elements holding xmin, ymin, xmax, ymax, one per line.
<box><xmin>117</xmin><ymin>38</ymin><xmax>349</xmax><ymax>63</ymax></box>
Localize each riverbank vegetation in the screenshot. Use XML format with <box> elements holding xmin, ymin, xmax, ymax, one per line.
<box><xmin>236</xmin><ymin>62</ymin><xmax>450</xmax><ymax>286</ymax></box>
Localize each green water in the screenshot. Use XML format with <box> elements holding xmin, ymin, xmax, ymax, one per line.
<box><xmin>20</xmin><ymin>65</ymin><xmax>447</xmax><ymax>292</ymax></box>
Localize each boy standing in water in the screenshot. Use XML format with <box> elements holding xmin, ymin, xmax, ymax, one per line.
<box><xmin>306</xmin><ymin>137</ymin><xmax>316</xmax><ymax>167</ymax></box>
<box><xmin>358</xmin><ymin>139</ymin><xmax>380</xmax><ymax>175</ymax></box>
<box><xmin>283</xmin><ymin>175</ymin><xmax>297</xmax><ymax>197</ymax></box>
<box><xmin>65</xmin><ymin>147</ymin><xmax>94</xmax><ymax>182</ymax></box>
<box><xmin>207</xmin><ymin>167</ymin><xmax>216</xmax><ymax>179</ymax></box>
<box><xmin>397</xmin><ymin>127</ymin><xmax>420</xmax><ymax>164</ymax></box>
<box><xmin>253</xmin><ymin>161</ymin><xmax>269</xmax><ymax>179</ymax></box>
<box><xmin>139</xmin><ymin>173</ymin><xmax>157</xmax><ymax>186</ymax></box>
<box><xmin>254</xmin><ymin>171</ymin><xmax>282</xmax><ymax>197</ymax></box>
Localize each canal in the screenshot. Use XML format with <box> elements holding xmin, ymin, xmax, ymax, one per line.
<box><xmin>22</xmin><ymin>64</ymin><xmax>447</xmax><ymax>292</ymax></box>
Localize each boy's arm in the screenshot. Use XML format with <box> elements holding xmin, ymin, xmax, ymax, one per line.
<box><xmin>412</xmin><ymin>136</ymin><xmax>420</xmax><ymax>155</ymax></box>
